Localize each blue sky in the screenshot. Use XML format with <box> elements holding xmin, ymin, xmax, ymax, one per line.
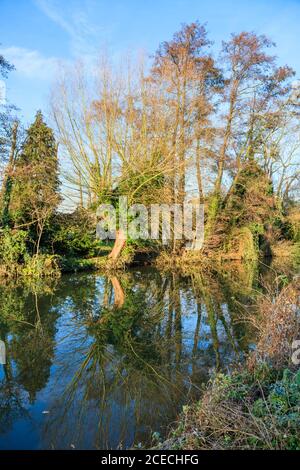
<box><xmin>1</xmin><ymin>0</ymin><xmax>300</xmax><ymax>123</ymax></box>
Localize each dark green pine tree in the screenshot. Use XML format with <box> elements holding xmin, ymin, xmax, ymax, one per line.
<box><xmin>11</xmin><ymin>111</ymin><xmax>60</xmax><ymax>251</ymax></box>
<box><xmin>18</xmin><ymin>110</ymin><xmax>59</xmax><ymax>191</ymax></box>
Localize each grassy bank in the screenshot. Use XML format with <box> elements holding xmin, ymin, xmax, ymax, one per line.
<box><xmin>0</xmin><ymin>229</ymin><xmax>299</xmax><ymax>279</ymax></box>
<box><xmin>156</xmin><ymin>280</ymin><xmax>300</xmax><ymax>450</ymax></box>
<box><xmin>0</xmin><ymin>251</ymin><xmax>133</xmax><ymax>278</ymax></box>
<box><xmin>59</xmin><ymin>247</ymin><xmax>134</xmax><ymax>273</ymax></box>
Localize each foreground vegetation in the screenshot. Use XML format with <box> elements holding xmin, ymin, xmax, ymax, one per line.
<box><xmin>156</xmin><ymin>280</ymin><xmax>300</xmax><ymax>450</ymax></box>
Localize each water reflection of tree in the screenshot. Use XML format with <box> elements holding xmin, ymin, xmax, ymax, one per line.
<box><xmin>215</xmin><ymin>261</ymin><xmax>260</xmax><ymax>351</ymax></box>
<box><xmin>0</xmin><ymin>336</ymin><xmax>28</xmax><ymax>437</ymax></box>
<box><xmin>0</xmin><ymin>264</ymin><xmax>261</xmax><ymax>449</ymax></box>
<box><xmin>0</xmin><ymin>280</ymin><xmax>59</xmax><ymax>410</ymax></box>
<box><xmin>12</xmin><ymin>292</ymin><xmax>59</xmax><ymax>403</ymax></box>
<box><xmin>0</xmin><ymin>280</ymin><xmax>59</xmax><ymax>437</ymax></box>
<box><xmin>41</xmin><ymin>268</ymin><xmax>253</xmax><ymax>449</ymax></box>
<box><xmin>190</xmin><ymin>272</ymin><xmax>243</xmax><ymax>370</ymax></box>
<box><xmin>40</xmin><ymin>272</ymin><xmax>189</xmax><ymax>448</ymax></box>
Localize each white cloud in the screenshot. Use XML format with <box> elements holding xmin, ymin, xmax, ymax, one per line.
<box><xmin>34</xmin><ymin>0</ymin><xmax>75</xmax><ymax>36</ymax></box>
<box><xmin>0</xmin><ymin>46</ymin><xmax>62</xmax><ymax>80</ymax></box>
<box><xmin>34</xmin><ymin>0</ymin><xmax>105</xmax><ymax>57</ymax></box>
<box><xmin>1</xmin><ymin>1</ymin><xmax>110</xmax><ymax>82</ymax></box>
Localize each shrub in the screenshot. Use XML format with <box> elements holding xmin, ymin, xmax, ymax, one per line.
<box><xmin>248</xmin><ymin>281</ymin><xmax>300</xmax><ymax>370</ymax></box>
<box><xmin>0</xmin><ymin>229</ymin><xmax>28</xmax><ymax>266</ymax></box>
<box><xmin>50</xmin><ymin>209</ymin><xmax>103</xmax><ymax>257</ymax></box>
<box><xmin>162</xmin><ymin>367</ymin><xmax>300</xmax><ymax>450</ymax></box>
<box><xmin>22</xmin><ymin>254</ymin><xmax>61</xmax><ymax>278</ymax></box>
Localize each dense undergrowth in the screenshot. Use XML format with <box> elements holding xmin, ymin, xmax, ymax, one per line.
<box><xmin>0</xmin><ymin>161</ymin><xmax>299</xmax><ymax>278</ymax></box>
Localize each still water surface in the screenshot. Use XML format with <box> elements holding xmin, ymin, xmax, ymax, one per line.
<box><xmin>0</xmin><ymin>262</ymin><xmax>293</xmax><ymax>449</ymax></box>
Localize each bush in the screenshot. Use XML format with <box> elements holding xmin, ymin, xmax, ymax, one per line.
<box><xmin>0</xmin><ymin>229</ymin><xmax>28</xmax><ymax>266</ymax></box>
<box><xmin>51</xmin><ymin>209</ymin><xmax>103</xmax><ymax>257</ymax></box>
<box><xmin>248</xmin><ymin>281</ymin><xmax>300</xmax><ymax>370</ymax></box>
<box><xmin>22</xmin><ymin>254</ymin><xmax>61</xmax><ymax>278</ymax></box>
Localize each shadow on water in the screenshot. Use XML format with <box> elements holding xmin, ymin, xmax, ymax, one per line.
<box><xmin>0</xmin><ymin>258</ymin><xmax>298</xmax><ymax>449</ymax></box>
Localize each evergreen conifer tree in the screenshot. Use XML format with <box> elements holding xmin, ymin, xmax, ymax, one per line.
<box><xmin>11</xmin><ymin>111</ymin><xmax>60</xmax><ymax>252</ymax></box>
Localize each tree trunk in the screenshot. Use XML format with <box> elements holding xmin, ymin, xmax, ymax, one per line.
<box><xmin>196</xmin><ymin>138</ymin><xmax>204</xmax><ymax>203</ymax></box>
<box><xmin>108</xmin><ymin>229</ymin><xmax>126</xmax><ymax>260</ymax></box>
<box><xmin>206</xmin><ymin>84</ymin><xmax>237</xmax><ymax>238</ymax></box>
<box><xmin>111</xmin><ymin>276</ymin><xmax>125</xmax><ymax>308</ymax></box>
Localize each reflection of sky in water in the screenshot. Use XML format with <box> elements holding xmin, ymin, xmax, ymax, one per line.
<box><xmin>0</xmin><ymin>267</ymin><xmax>262</xmax><ymax>449</ymax></box>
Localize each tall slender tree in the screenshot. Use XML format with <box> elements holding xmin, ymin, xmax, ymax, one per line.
<box><xmin>0</xmin><ymin>52</ymin><xmax>22</xmax><ymax>228</ymax></box>
<box><xmin>206</xmin><ymin>32</ymin><xmax>295</xmax><ymax>237</ymax></box>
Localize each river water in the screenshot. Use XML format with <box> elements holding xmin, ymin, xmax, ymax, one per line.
<box><xmin>0</xmin><ymin>260</ymin><xmax>297</xmax><ymax>449</ymax></box>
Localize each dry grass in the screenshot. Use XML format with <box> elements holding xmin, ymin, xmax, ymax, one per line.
<box><xmin>248</xmin><ymin>280</ymin><xmax>300</xmax><ymax>370</ymax></box>
<box><xmin>155</xmin><ymin>250</ymin><xmax>211</xmax><ymax>272</ymax></box>
<box><xmin>157</xmin><ymin>279</ymin><xmax>300</xmax><ymax>450</ymax></box>
<box><xmin>162</xmin><ymin>376</ymin><xmax>287</xmax><ymax>450</ymax></box>
<box><xmin>272</xmin><ymin>240</ymin><xmax>298</xmax><ymax>259</ymax></box>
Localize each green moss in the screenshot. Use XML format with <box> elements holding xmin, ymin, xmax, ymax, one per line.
<box><xmin>205</xmin><ymin>192</ymin><xmax>221</xmax><ymax>237</ymax></box>
<box><xmin>224</xmin><ymin>227</ymin><xmax>258</xmax><ymax>260</ymax></box>
<box><xmin>293</xmin><ymin>242</ymin><xmax>300</xmax><ymax>264</ymax></box>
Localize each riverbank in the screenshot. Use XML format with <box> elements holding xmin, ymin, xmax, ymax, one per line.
<box><xmin>156</xmin><ymin>280</ymin><xmax>300</xmax><ymax>450</ymax></box>
<box><xmin>0</xmin><ymin>242</ymin><xmax>299</xmax><ymax>280</ymax></box>
<box><xmin>0</xmin><ymin>245</ymin><xmax>134</xmax><ymax>279</ymax></box>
